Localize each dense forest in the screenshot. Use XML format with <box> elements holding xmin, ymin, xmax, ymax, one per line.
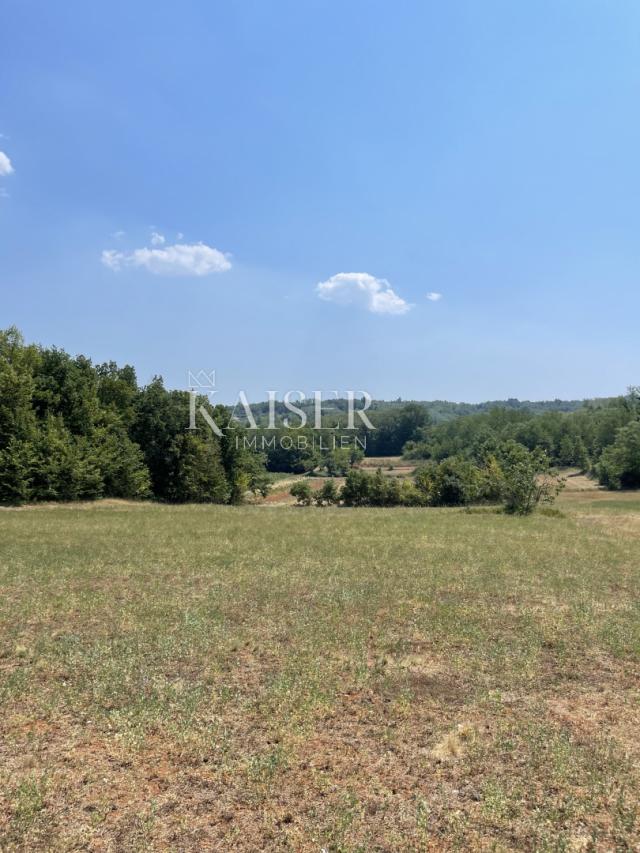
<box><xmin>0</xmin><ymin>327</ymin><xmax>269</xmax><ymax>505</ymax></box>
<box><xmin>1</xmin><ymin>327</ymin><xmax>638</xmax><ymax>505</ymax></box>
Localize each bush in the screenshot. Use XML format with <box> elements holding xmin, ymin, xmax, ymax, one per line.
<box><xmin>498</xmin><ymin>441</ymin><xmax>564</xmax><ymax>515</ymax></box>
<box><xmin>290</xmin><ymin>480</ymin><xmax>313</xmax><ymax>505</ymax></box>
<box><xmin>414</xmin><ymin>457</ymin><xmax>481</xmax><ymax>507</ymax></box>
<box><xmin>398</xmin><ymin>479</ymin><xmax>427</xmax><ymax>506</ymax></box>
<box><xmin>315</xmin><ymin>479</ymin><xmax>339</xmax><ymax>506</ymax></box>
<box><xmin>340</xmin><ymin>469</ymin><xmax>372</xmax><ymax>506</ymax></box>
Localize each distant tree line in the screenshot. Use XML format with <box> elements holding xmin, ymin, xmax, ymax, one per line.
<box><xmin>0</xmin><ymin>327</ymin><xmax>268</xmax><ymax>505</ymax></box>
<box><xmin>403</xmin><ymin>390</ymin><xmax>640</xmax><ymax>490</ymax></box>
<box><xmin>239</xmin><ymin>398</ymin><xmax>589</xmax><ymax>459</ymax></box>
<box><xmin>247</xmin><ymin>395</ymin><xmax>588</xmax><ymax>427</ymax></box>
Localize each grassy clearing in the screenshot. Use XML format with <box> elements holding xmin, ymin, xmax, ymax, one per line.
<box><xmin>1</xmin><ymin>485</ymin><xmax>639</xmax><ymax>850</ymax></box>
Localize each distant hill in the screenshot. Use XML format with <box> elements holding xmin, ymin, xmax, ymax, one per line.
<box><xmin>395</xmin><ymin>398</ymin><xmax>600</xmax><ymax>423</ymax></box>
<box><xmin>245</xmin><ymin>396</ymin><xmax>605</xmax><ymax>425</ymax></box>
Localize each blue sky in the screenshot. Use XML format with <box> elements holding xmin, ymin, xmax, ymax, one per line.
<box><xmin>1</xmin><ymin>0</ymin><xmax>639</xmax><ymax>403</ymax></box>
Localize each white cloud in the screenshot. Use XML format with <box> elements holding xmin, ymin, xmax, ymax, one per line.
<box><xmin>316</xmin><ymin>272</ymin><xmax>411</xmax><ymax>315</ymax></box>
<box><xmin>150</xmin><ymin>231</ymin><xmax>165</xmax><ymax>246</ymax></box>
<box><xmin>426</xmin><ymin>292</ymin><xmax>443</xmax><ymax>301</ymax></box>
<box><xmin>101</xmin><ymin>250</ymin><xmax>124</xmax><ymax>271</ymax></box>
<box><xmin>0</xmin><ymin>151</ymin><xmax>14</xmax><ymax>176</ymax></box>
<box><xmin>101</xmin><ymin>240</ymin><xmax>231</xmax><ymax>276</ymax></box>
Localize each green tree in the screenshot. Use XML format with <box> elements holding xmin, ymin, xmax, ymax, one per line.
<box><xmin>365</xmin><ymin>403</ymin><xmax>431</xmax><ymax>456</ymax></box>
<box><xmin>93</xmin><ymin>426</ymin><xmax>151</xmax><ymax>498</ymax></box>
<box><xmin>597</xmin><ymin>422</ymin><xmax>640</xmax><ymax>489</ymax></box>
<box><xmin>130</xmin><ymin>379</ymin><xmax>189</xmax><ymax>500</ymax></box>
<box><xmin>96</xmin><ymin>362</ymin><xmax>139</xmax><ymax>428</ymax></box>
<box><xmin>262</xmin><ymin>427</ymin><xmax>320</xmax><ymax>474</ymax></box>
<box><xmin>32</xmin><ymin>348</ymin><xmax>100</xmax><ymax>436</ymax></box>
<box><xmin>0</xmin><ymin>438</ymin><xmax>33</xmax><ymax>504</ymax></box>
<box><xmin>0</xmin><ymin>327</ymin><xmax>38</xmax><ymax>448</ymax></box>
<box><xmin>31</xmin><ymin>416</ymin><xmax>103</xmax><ymax>501</ymax></box>
<box><xmin>167</xmin><ymin>432</ymin><xmax>230</xmax><ymax>503</ymax></box>
<box><xmin>324</xmin><ymin>447</ymin><xmax>353</xmax><ymax>476</ymax></box>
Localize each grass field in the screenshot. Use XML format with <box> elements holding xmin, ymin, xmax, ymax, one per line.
<box><xmin>1</xmin><ymin>480</ymin><xmax>640</xmax><ymax>850</ymax></box>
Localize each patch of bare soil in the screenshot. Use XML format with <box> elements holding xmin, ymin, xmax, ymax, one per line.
<box><xmin>2</xmin><ymin>653</ymin><xmax>640</xmax><ymax>850</ymax></box>
<box><xmin>547</xmin><ymin>686</ymin><xmax>640</xmax><ymax>759</ymax></box>
<box><xmin>0</xmin><ymin>677</ymin><xmax>479</xmax><ymax>852</ymax></box>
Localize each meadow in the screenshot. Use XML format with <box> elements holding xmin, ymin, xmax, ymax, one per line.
<box><xmin>1</xmin><ymin>478</ymin><xmax>639</xmax><ymax>850</ymax></box>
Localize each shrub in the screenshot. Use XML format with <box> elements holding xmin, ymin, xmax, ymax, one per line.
<box><xmin>368</xmin><ymin>469</ymin><xmax>403</xmax><ymax>506</ymax></box>
<box><xmin>340</xmin><ymin>469</ymin><xmax>372</xmax><ymax>506</ymax></box>
<box><xmin>498</xmin><ymin>441</ymin><xmax>564</xmax><ymax>515</ymax></box>
<box><xmin>290</xmin><ymin>480</ymin><xmax>313</xmax><ymax>505</ymax></box>
<box><xmin>415</xmin><ymin>457</ymin><xmax>481</xmax><ymax>507</ymax></box>
<box><xmin>399</xmin><ymin>479</ymin><xmax>427</xmax><ymax>506</ymax></box>
<box><xmin>315</xmin><ymin>479</ymin><xmax>339</xmax><ymax>506</ymax></box>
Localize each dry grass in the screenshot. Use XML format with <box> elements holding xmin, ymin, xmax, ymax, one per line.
<box><xmin>1</xmin><ymin>489</ymin><xmax>639</xmax><ymax>850</ymax></box>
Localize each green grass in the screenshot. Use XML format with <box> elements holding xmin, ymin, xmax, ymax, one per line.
<box><xmin>1</xmin><ymin>497</ymin><xmax>639</xmax><ymax>850</ymax></box>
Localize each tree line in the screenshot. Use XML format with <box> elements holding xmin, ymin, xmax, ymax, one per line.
<box><xmin>403</xmin><ymin>391</ymin><xmax>640</xmax><ymax>490</ymax></box>
<box><xmin>0</xmin><ymin>327</ymin><xmax>268</xmax><ymax>505</ymax></box>
<box><xmin>1</xmin><ymin>327</ymin><xmax>638</xmax><ymax>505</ymax></box>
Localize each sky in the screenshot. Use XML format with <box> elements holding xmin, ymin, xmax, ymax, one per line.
<box><xmin>1</xmin><ymin>0</ymin><xmax>639</xmax><ymax>404</ymax></box>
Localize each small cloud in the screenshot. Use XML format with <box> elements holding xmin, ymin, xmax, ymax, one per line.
<box><xmin>101</xmin><ymin>250</ymin><xmax>123</xmax><ymax>271</ymax></box>
<box><xmin>111</xmin><ymin>230</ymin><xmax>126</xmax><ymax>240</ymax></box>
<box><xmin>150</xmin><ymin>231</ymin><xmax>165</xmax><ymax>246</ymax></box>
<box><xmin>176</xmin><ymin>232</ymin><xmax>184</xmax><ymax>241</ymax></box>
<box><xmin>0</xmin><ymin>151</ymin><xmax>14</xmax><ymax>176</ymax></box>
<box><xmin>426</xmin><ymin>292</ymin><xmax>443</xmax><ymax>302</ymax></box>
<box><xmin>101</xmin><ymin>240</ymin><xmax>231</xmax><ymax>276</ymax></box>
<box><xmin>316</xmin><ymin>272</ymin><xmax>411</xmax><ymax>315</ymax></box>
<box><xmin>0</xmin><ymin>187</ymin><xmax>9</xmax><ymax>199</ymax></box>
